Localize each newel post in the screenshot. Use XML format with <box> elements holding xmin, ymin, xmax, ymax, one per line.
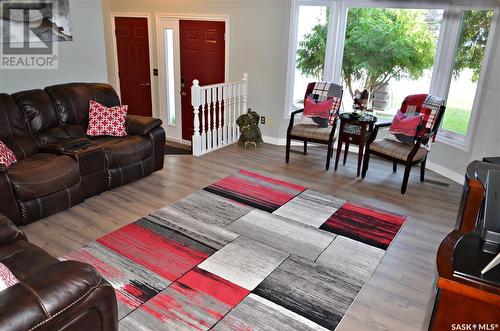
<box><xmin>191</xmin><ymin>79</ymin><xmax>202</xmax><ymax>156</ymax></box>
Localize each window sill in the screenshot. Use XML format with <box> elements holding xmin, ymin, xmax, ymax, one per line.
<box><xmin>435</xmin><ymin>132</ymin><xmax>470</xmax><ymax>152</ymax></box>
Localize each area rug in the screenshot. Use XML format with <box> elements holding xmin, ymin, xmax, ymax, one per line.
<box><xmin>62</xmin><ymin>170</ymin><xmax>407</xmax><ymax>330</ymax></box>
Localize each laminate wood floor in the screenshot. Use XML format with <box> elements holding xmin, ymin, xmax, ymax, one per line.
<box><xmin>23</xmin><ymin>143</ymin><xmax>463</xmax><ymax>331</ymax></box>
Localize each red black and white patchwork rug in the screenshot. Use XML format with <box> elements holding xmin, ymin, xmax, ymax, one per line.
<box><xmin>62</xmin><ymin>170</ymin><xmax>407</xmax><ymax>330</ymax></box>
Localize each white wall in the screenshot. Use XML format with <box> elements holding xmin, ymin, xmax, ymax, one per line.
<box><xmin>101</xmin><ymin>0</ymin><xmax>291</xmax><ymax>139</ymax></box>
<box><xmin>0</xmin><ymin>0</ymin><xmax>108</xmax><ymax>93</ymax></box>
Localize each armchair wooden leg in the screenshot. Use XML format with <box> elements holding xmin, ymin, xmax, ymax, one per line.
<box><xmin>304</xmin><ymin>141</ymin><xmax>307</xmax><ymax>155</ymax></box>
<box><xmin>326</xmin><ymin>141</ymin><xmax>333</xmax><ymax>171</ymax></box>
<box><xmin>420</xmin><ymin>157</ymin><xmax>427</xmax><ymax>182</ymax></box>
<box><xmin>401</xmin><ymin>163</ymin><xmax>412</xmax><ymax>194</ymax></box>
<box><xmin>285</xmin><ymin>136</ymin><xmax>291</xmax><ymax>163</ymax></box>
<box><xmin>334</xmin><ymin>141</ymin><xmax>342</xmax><ymax>171</ymax></box>
<box><xmin>393</xmin><ymin>162</ymin><xmax>397</xmax><ymax>173</ymax></box>
<box><xmin>361</xmin><ymin>150</ymin><xmax>370</xmax><ymax>178</ymax></box>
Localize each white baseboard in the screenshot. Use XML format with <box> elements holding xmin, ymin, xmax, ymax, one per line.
<box><xmin>262</xmin><ymin>135</ymin><xmax>287</xmax><ymax>145</ymax></box>
<box><xmin>426</xmin><ymin>161</ymin><xmax>464</xmax><ymax>184</ymax></box>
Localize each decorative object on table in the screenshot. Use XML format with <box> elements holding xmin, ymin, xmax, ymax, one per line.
<box><xmin>64</xmin><ymin>169</ymin><xmax>407</xmax><ymax>331</ymax></box>
<box><xmin>236</xmin><ymin>109</ymin><xmax>263</xmax><ymax>148</ymax></box>
<box><xmin>286</xmin><ymin>82</ymin><xmax>343</xmax><ymax>170</ymax></box>
<box><xmin>362</xmin><ymin>94</ymin><xmax>446</xmax><ymax>194</ymax></box>
<box><xmin>0</xmin><ymin>0</ymin><xmax>73</xmax><ymax>43</ymax></box>
<box><xmin>335</xmin><ymin>113</ymin><xmax>377</xmax><ymax>177</ymax></box>
<box><xmin>353</xmin><ymin>89</ymin><xmax>369</xmax><ymax>111</ymax></box>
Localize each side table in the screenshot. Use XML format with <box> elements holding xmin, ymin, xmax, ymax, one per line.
<box><xmin>334</xmin><ymin>113</ymin><xmax>377</xmax><ymax>176</ymax></box>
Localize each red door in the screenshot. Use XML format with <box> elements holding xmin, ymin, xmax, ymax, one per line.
<box><xmin>115</xmin><ymin>17</ymin><xmax>152</xmax><ymax>117</ymax></box>
<box><xmin>180</xmin><ymin>20</ymin><xmax>225</xmax><ymax>141</ymax></box>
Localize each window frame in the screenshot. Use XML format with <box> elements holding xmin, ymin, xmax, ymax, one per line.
<box><xmin>285</xmin><ymin>0</ymin><xmax>499</xmax><ymax>151</ymax></box>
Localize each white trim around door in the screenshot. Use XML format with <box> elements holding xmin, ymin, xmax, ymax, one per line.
<box><xmin>110</xmin><ymin>13</ymin><xmax>156</xmax><ymax>119</ymax></box>
<box><xmin>155</xmin><ymin>13</ymin><xmax>230</xmax><ymax>143</ymax></box>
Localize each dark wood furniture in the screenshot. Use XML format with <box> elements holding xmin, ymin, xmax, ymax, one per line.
<box><xmin>429</xmin><ymin>230</ymin><xmax>500</xmax><ymax>331</ymax></box>
<box><xmin>334</xmin><ymin>113</ymin><xmax>377</xmax><ymax>177</ymax></box>
<box><xmin>456</xmin><ymin>161</ymin><xmax>486</xmax><ymax>233</ymax></box>
<box><xmin>362</xmin><ymin>104</ymin><xmax>446</xmax><ymax>194</ymax></box>
<box><xmin>286</xmin><ymin>82</ymin><xmax>343</xmax><ymax>170</ymax></box>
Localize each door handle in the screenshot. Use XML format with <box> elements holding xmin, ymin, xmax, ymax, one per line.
<box><xmin>139</xmin><ymin>82</ymin><xmax>150</xmax><ymax>86</ymax></box>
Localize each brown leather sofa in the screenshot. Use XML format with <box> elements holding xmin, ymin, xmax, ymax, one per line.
<box><xmin>0</xmin><ymin>212</ymin><xmax>118</xmax><ymax>331</ymax></box>
<box><xmin>0</xmin><ymin>83</ymin><xmax>165</xmax><ymax>226</ymax></box>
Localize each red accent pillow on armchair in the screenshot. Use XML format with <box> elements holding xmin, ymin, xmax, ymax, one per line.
<box><xmin>86</xmin><ymin>100</ymin><xmax>128</xmax><ymax>137</ymax></box>
<box><xmin>389</xmin><ymin>111</ymin><xmax>423</xmax><ymax>145</ymax></box>
<box><xmin>0</xmin><ymin>140</ymin><xmax>17</xmax><ymax>168</ymax></box>
<box><xmin>300</xmin><ymin>96</ymin><xmax>334</xmax><ymax>127</ymax></box>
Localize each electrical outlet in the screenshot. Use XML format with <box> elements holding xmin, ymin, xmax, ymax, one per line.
<box><xmin>261</xmin><ymin>116</ymin><xmax>266</xmax><ymax>125</ymax></box>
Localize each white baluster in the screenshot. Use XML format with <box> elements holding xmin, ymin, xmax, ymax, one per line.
<box><xmin>232</xmin><ymin>84</ymin><xmax>237</xmax><ymax>142</ymax></box>
<box><xmin>222</xmin><ymin>85</ymin><xmax>228</xmax><ymax>144</ymax></box>
<box><xmin>201</xmin><ymin>89</ymin><xmax>206</xmax><ymax>153</ymax></box>
<box><xmin>211</xmin><ymin>87</ymin><xmax>217</xmax><ymax>149</ymax></box>
<box><xmin>217</xmin><ymin>86</ymin><xmax>223</xmax><ymax>147</ymax></box>
<box><xmin>207</xmin><ymin>88</ymin><xmax>213</xmax><ymax>150</ymax></box>
<box><xmin>191</xmin><ymin>79</ymin><xmax>201</xmax><ymax>156</ymax></box>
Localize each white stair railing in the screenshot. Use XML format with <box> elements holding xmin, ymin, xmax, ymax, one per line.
<box><xmin>191</xmin><ymin>73</ymin><xmax>248</xmax><ymax>156</ymax></box>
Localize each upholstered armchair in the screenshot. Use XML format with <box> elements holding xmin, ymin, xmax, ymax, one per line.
<box><xmin>286</xmin><ymin>82</ymin><xmax>343</xmax><ymax>170</ymax></box>
<box><xmin>361</xmin><ymin>94</ymin><xmax>446</xmax><ymax>194</ymax></box>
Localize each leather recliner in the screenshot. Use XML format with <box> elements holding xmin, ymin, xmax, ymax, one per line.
<box><xmin>0</xmin><ymin>212</ymin><xmax>118</xmax><ymax>331</ymax></box>
<box><xmin>1</xmin><ymin>83</ymin><xmax>166</xmax><ymax>226</ymax></box>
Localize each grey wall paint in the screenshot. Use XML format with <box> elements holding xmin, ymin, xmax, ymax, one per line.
<box><xmin>102</xmin><ymin>0</ymin><xmax>291</xmax><ymax>139</ymax></box>
<box><xmin>0</xmin><ymin>0</ymin><xmax>108</xmax><ymax>93</ymax></box>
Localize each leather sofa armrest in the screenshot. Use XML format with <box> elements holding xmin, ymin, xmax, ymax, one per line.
<box><xmin>39</xmin><ymin>137</ymin><xmax>91</xmax><ymax>154</ymax></box>
<box><xmin>0</xmin><ymin>213</ymin><xmax>26</xmax><ymax>245</ymax></box>
<box><xmin>126</xmin><ymin>115</ymin><xmax>162</xmax><ymax>135</ymax></box>
<box><xmin>0</xmin><ymin>164</ymin><xmax>6</xmax><ymax>173</ymax></box>
<box><xmin>0</xmin><ymin>261</ymin><xmax>118</xmax><ymax>331</ymax></box>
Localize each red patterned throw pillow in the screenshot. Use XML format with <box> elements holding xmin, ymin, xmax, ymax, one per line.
<box><xmin>0</xmin><ymin>140</ymin><xmax>17</xmax><ymax>168</ymax></box>
<box><xmin>300</xmin><ymin>96</ymin><xmax>335</xmax><ymax>128</ymax></box>
<box><xmin>0</xmin><ymin>262</ymin><xmax>19</xmax><ymax>291</ymax></box>
<box><xmin>86</xmin><ymin>100</ymin><xmax>128</xmax><ymax>137</ymax></box>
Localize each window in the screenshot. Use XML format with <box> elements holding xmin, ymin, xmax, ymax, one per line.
<box><xmin>341</xmin><ymin>8</ymin><xmax>443</xmax><ymax>119</ymax></box>
<box><xmin>164</xmin><ymin>28</ymin><xmax>176</xmax><ymax>126</ymax></box>
<box><xmin>441</xmin><ymin>10</ymin><xmax>494</xmax><ymax>142</ymax></box>
<box><xmin>285</xmin><ymin>1</ymin><xmax>497</xmax><ymax>148</ymax></box>
<box><xmin>292</xmin><ymin>5</ymin><xmax>330</xmax><ymax>109</ymax></box>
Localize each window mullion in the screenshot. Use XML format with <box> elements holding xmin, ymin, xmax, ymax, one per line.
<box><xmin>430</xmin><ymin>8</ymin><xmax>462</xmax><ymax>98</ymax></box>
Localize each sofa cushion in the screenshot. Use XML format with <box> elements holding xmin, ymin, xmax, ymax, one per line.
<box><xmin>13</xmin><ymin>90</ymin><xmax>59</xmax><ymax>135</ymax></box>
<box><xmin>45</xmin><ymin>83</ymin><xmax>121</xmax><ymax>126</ymax></box>
<box><xmin>0</xmin><ymin>94</ymin><xmax>27</xmax><ymax>140</ymax></box>
<box><xmin>0</xmin><ymin>240</ymin><xmax>57</xmax><ymax>281</ymax></box>
<box><xmin>8</xmin><ymin>154</ymin><xmax>80</xmax><ymax>201</ymax></box>
<box><xmin>91</xmin><ymin>135</ymin><xmax>152</xmax><ymax>169</ymax></box>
